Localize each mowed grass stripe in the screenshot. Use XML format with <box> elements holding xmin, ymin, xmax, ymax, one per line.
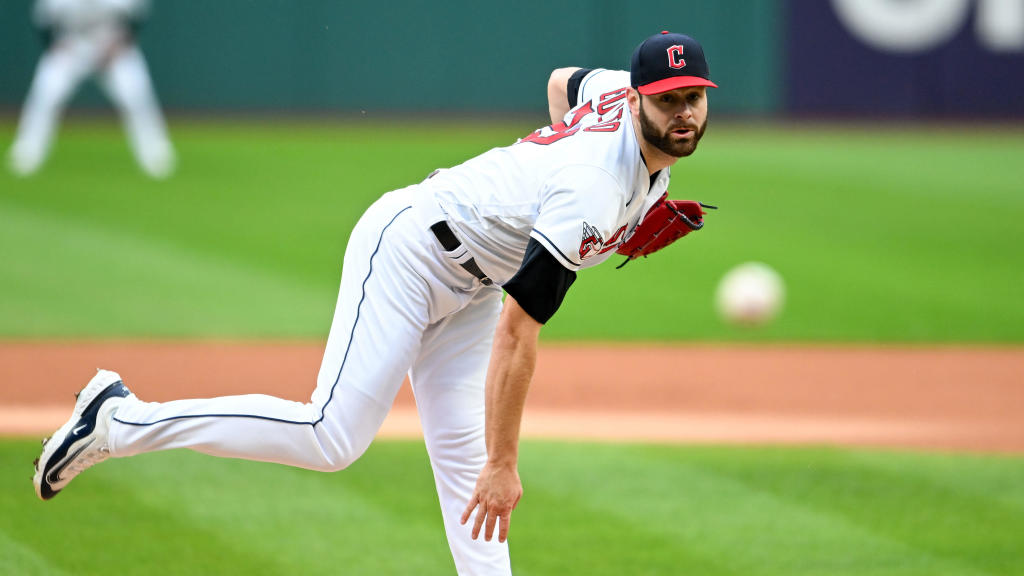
<box><xmin>0</xmin><ymin>198</ymin><xmax>332</xmax><ymax>338</ymax></box>
<box><xmin>0</xmin><ymin>529</ymin><xmax>74</xmax><ymax>576</ymax></box>
<box><xmin>521</xmin><ymin>443</ymin><xmax>968</xmax><ymax>576</ymax></box>
<box><xmin>0</xmin><ymin>443</ymin><xmax>297</xmax><ymax>576</ymax></box>
<box><xmin>97</xmin><ymin>444</ymin><xmax>457</xmax><ymax>575</ymax></box>
<box><xmin>2</xmin><ymin>119</ymin><xmax>1023</xmax><ymax>341</ymax></box>
<box><xmin>1</xmin><ymin>442</ymin><xmax>458</xmax><ymax>575</ymax></box>
<box><xmin>845</xmin><ymin>450</ymin><xmax>1024</xmax><ymax>513</ymax></box>
<box><xmin>514</xmin><ymin>481</ymin><xmax>737</xmax><ymax>576</ymax></box>
<box><xmin>2</xmin><ymin>439</ymin><xmax>1023</xmax><ymax>575</ymax></box>
<box><xmin>673</xmin><ymin>447</ymin><xmax>1024</xmax><ymax>575</ymax></box>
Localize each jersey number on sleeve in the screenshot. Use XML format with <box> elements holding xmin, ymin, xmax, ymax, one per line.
<box><xmin>520</xmin><ymin>87</ymin><xmax>628</xmax><ymax>145</ymax></box>
<box><xmin>520</xmin><ymin>102</ymin><xmax>594</xmax><ymax>145</ymax></box>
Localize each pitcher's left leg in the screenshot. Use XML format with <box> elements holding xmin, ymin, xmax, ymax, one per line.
<box><xmin>106</xmin><ymin>195</ymin><xmax>428</xmax><ymax>470</ymax></box>
<box><xmin>410</xmin><ymin>286</ymin><xmax>510</xmax><ymax>576</ymax></box>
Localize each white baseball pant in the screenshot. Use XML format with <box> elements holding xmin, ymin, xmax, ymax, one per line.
<box><xmin>107</xmin><ymin>184</ymin><xmax>512</xmax><ymax>575</ymax></box>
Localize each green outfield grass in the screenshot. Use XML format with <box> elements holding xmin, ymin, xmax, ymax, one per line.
<box><xmin>1</xmin><ymin>439</ymin><xmax>1022</xmax><ymax>575</ymax></box>
<box><xmin>1</xmin><ymin>118</ymin><xmax>1022</xmax><ymax>342</ymax></box>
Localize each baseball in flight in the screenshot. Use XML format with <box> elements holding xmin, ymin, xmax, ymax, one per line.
<box><xmin>715</xmin><ymin>262</ymin><xmax>785</xmax><ymax>326</ymax></box>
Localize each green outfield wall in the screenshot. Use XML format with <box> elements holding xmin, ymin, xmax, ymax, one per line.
<box><xmin>0</xmin><ymin>0</ymin><xmax>782</xmax><ymax>114</ymax></box>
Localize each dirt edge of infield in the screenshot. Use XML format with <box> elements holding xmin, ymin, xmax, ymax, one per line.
<box><xmin>2</xmin><ymin>341</ymin><xmax>1022</xmax><ymax>452</ymax></box>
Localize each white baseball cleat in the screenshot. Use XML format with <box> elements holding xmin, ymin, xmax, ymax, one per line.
<box><xmin>33</xmin><ymin>369</ymin><xmax>135</xmax><ymax>500</ymax></box>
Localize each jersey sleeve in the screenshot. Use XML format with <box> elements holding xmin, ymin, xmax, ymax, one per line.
<box><xmin>530</xmin><ymin>165</ymin><xmax>626</xmax><ymax>270</ymax></box>
<box><xmin>566</xmin><ymin>68</ymin><xmax>593</xmax><ymax>108</ymax></box>
<box><xmin>502</xmin><ymin>238</ymin><xmax>577</xmax><ymax>324</ymax></box>
<box><xmin>575</xmin><ymin>69</ymin><xmax>631</xmax><ymax>107</ymax></box>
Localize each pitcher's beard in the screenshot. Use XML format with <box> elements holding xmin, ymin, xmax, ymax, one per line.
<box><xmin>638</xmin><ymin>98</ymin><xmax>706</xmax><ymax>158</ymax></box>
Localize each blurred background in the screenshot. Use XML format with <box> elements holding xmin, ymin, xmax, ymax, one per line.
<box><xmin>1</xmin><ymin>0</ymin><xmax>1022</xmax><ymax>342</ymax></box>
<box><xmin>5</xmin><ymin>0</ymin><xmax>1024</xmax><ymax>116</ymax></box>
<box><xmin>7</xmin><ymin>0</ymin><xmax>781</xmax><ymax>115</ymax></box>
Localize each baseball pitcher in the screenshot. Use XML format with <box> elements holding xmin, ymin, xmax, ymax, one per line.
<box><xmin>34</xmin><ymin>32</ymin><xmax>716</xmax><ymax>575</ymax></box>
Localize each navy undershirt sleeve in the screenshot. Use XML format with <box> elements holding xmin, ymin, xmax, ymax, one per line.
<box><xmin>503</xmin><ymin>238</ymin><xmax>577</xmax><ymax>324</ymax></box>
<box><xmin>566</xmin><ymin>68</ymin><xmax>594</xmax><ymax>109</ymax></box>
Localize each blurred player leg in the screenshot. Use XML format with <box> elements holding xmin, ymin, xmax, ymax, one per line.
<box><xmin>107</xmin><ymin>188</ymin><xmax>431</xmax><ymax>470</ymax></box>
<box><xmin>410</xmin><ymin>287</ymin><xmax>512</xmax><ymax>575</ymax></box>
<box><xmin>8</xmin><ymin>47</ymin><xmax>89</xmax><ymax>176</ymax></box>
<box><xmin>99</xmin><ymin>44</ymin><xmax>175</xmax><ymax>179</ymax></box>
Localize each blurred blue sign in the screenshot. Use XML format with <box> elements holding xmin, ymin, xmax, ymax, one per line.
<box><xmin>786</xmin><ymin>0</ymin><xmax>1024</xmax><ymax>117</ymax></box>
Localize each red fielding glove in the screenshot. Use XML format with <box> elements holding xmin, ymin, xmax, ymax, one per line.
<box><xmin>615</xmin><ymin>193</ymin><xmax>716</xmax><ymax>266</ymax></box>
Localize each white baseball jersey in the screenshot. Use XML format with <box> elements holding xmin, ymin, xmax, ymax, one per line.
<box><xmin>425</xmin><ymin>69</ymin><xmax>670</xmax><ymax>284</ymax></box>
<box><xmin>34</xmin><ymin>0</ymin><xmax>147</xmax><ymax>33</ymax></box>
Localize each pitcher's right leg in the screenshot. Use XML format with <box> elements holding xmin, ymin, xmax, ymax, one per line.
<box><xmin>411</xmin><ymin>287</ymin><xmax>510</xmax><ymax>575</ymax></box>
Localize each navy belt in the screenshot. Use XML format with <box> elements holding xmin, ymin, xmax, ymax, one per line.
<box><xmin>430</xmin><ymin>221</ymin><xmax>493</xmax><ymax>286</ymax></box>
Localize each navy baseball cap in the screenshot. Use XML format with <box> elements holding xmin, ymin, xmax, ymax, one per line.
<box><xmin>631</xmin><ymin>31</ymin><xmax>718</xmax><ymax>95</ymax></box>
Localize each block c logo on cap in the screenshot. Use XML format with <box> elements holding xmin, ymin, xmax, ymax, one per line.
<box><xmin>667</xmin><ymin>45</ymin><xmax>686</xmax><ymax>69</ymax></box>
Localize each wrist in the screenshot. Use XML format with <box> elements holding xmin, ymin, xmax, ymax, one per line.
<box><xmin>486</xmin><ymin>453</ymin><xmax>519</xmax><ymax>470</ymax></box>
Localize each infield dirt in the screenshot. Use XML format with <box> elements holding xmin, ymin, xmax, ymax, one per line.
<box><xmin>2</xmin><ymin>342</ymin><xmax>1022</xmax><ymax>452</ymax></box>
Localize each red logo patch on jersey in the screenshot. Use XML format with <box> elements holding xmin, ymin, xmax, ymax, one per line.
<box><xmin>667</xmin><ymin>45</ymin><xmax>686</xmax><ymax>69</ymax></box>
<box><xmin>579</xmin><ymin>222</ymin><xmax>604</xmax><ymax>260</ymax></box>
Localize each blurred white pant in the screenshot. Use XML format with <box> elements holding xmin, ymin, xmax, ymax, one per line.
<box><xmin>107</xmin><ymin>184</ymin><xmax>512</xmax><ymax>575</ymax></box>
<box><xmin>8</xmin><ymin>35</ymin><xmax>175</xmax><ymax>178</ymax></box>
